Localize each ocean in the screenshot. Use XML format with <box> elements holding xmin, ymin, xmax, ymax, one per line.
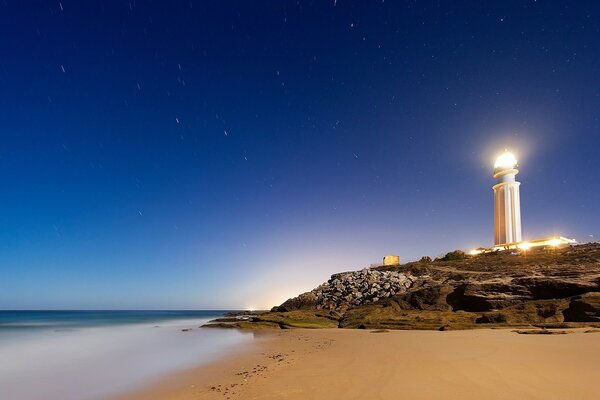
<box><xmin>0</xmin><ymin>310</ymin><xmax>253</xmax><ymax>400</ymax></box>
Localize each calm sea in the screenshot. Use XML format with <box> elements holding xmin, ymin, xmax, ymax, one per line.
<box><xmin>0</xmin><ymin>310</ymin><xmax>253</xmax><ymax>400</ymax></box>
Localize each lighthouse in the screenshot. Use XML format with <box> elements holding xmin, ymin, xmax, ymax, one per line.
<box><xmin>470</xmin><ymin>150</ymin><xmax>576</xmax><ymax>256</ymax></box>
<box><xmin>493</xmin><ymin>151</ymin><xmax>522</xmax><ymax>245</ymax></box>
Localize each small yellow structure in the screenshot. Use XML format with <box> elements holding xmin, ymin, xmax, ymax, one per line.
<box><xmin>383</xmin><ymin>255</ymin><xmax>400</xmax><ymax>266</ymax></box>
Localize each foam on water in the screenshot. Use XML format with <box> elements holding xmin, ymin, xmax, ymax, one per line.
<box><xmin>0</xmin><ymin>312</ymin><xmax>252</xmax><ymax>400</ymax></box>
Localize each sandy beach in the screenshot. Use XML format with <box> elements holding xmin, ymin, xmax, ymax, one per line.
<box><xmin>116</xmin><ymin>328</ymin><xmax>600</xmax><ymax>400</ymax></box>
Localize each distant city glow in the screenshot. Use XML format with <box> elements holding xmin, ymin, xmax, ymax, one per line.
<box><xmin>494</xmin><ymin>151</ymin><xmax>518</xmax><ymax>169</ymax></box>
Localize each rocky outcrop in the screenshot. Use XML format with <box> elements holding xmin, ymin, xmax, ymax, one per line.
<box><xmin>205</xmin><ymin>243</ymin><xmax>600</xmax><ymax>330</ymax></box>
<box><xmin>275</xmin><ymin>291</ymin><xmax>318</xmax><ymax>312</ymax></box>
<box><xmin>274</xmin><ymin>269</ymin><xmax>416</xmax><ymax>313</ymax></box>
<box><xmin>563</xmin><ymin>292</ymin><xmax>600</xmax><ymax>322</ymax></box>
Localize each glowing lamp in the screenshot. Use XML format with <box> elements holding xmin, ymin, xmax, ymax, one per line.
<box><xmin>494</xmin><ymin>151</ymin><xmax>518</xmax><ymax>170</ymax></box>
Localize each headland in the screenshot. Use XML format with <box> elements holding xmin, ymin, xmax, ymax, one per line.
<box><xmin>205</xmin><ymin>243</ymin><xmax>600</xmax><ymax>331</ymax></box>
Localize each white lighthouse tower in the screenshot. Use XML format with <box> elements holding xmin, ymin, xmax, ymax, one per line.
<box><xmin>470</xmin><ymin>150</ymin><xmax>576</xmax><ymax>255</ymax></box>
<box><xmin>493</xmin><ymin>151</ymin><xmax>522</xmax><ymax>245</ymax></box>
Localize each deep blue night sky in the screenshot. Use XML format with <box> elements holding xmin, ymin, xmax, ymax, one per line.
<box><xmin>1</xmin><ymin>1</ymin><xmax>599</xmax><ymax>309</ymax></box>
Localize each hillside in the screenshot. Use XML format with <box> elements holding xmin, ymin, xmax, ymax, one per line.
<box><xmin>205</xmin><ymin>243</ymin><xmax>600</xmax><ymax>330</ymax></box>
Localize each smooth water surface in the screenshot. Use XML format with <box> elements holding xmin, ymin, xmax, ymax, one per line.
<box><xmin>0</xmin><ymin>311</ymin><xmax>252</xmax><ymax>400</ymax></box>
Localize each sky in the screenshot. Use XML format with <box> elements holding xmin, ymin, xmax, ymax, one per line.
<box><xmin>1</xmin><ymin>1</ymin><xmax>599</xmax><ymax>310</ymax></box>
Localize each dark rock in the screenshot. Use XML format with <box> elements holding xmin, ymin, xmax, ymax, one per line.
<box><xmin>274</xmin><ymin>291</ymin><xmax>318</xmax><ymax>312</ymax></box>
<box><xmin>223</xmin><ymin>310</ymin><xmax>267</xmax><ymax>317</ymax></box>
<box><xmin>209</xmin><ymin>317</ymin><xmax>241</xmax><ymax>323</ymax></box>
<box><xmin>513</xmin><ymin>277</ymin><xmax>596</xmax><ymax>300</ymax></box>
<box><xmin>396</xmin><ymin>285</ymin><xmax>454</xmax><ymax>311</ymax></box>
<box><xmin>446</xmin><ymin>284</ymin><xmax>494</xmax><ymax>312</ymax></box>
<box><xmin>475</xmin><ymin>313</ymin><xmax>507</xmax><ymax>324</ymax></box>
<box><xmin>563</xmin><ymin>292</ymin><xmax>600</xmax><ymax>322</ymax></box>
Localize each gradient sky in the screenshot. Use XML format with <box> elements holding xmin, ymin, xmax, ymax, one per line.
<box><xmin>1</xmin><ymin>1</ymin><xmax>599</xmax><ymax>309</ymax></box>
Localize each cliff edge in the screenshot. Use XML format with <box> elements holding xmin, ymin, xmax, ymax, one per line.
<box><xmin>205</xmin><ymin>243</ymin><xmax>600</xmax><ymax>330</ymax></box>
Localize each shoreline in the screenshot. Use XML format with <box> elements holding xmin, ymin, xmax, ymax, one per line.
<box><xmin>110</xmin><ymin>329</ymin><xmax>288</xmax><ymax>400</ymax></box>
<box><xmin>0</xmin><ymin>313</ymin><xmax>253</xmax><ymax>400</ymax></box>
<box><xmin>115</xmin><ymin>327</ymin><xmax>600</xmax><ymax>400</ymax></box>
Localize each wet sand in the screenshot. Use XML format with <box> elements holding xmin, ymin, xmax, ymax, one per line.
<box><xmin>115</xmin><ymin>328</ymin><xmax>600</xmax><ymax>400</ymax></box>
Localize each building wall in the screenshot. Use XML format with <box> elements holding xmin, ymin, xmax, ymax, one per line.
<box><xmin>493</xmin><ymin>180</ymin><xmax>522</xmax><ymax>245</ymax></box>
<box><xmin>383</xmin><ymin>255</ymin><xmax>400</xmax><ymax>266</ymax></box>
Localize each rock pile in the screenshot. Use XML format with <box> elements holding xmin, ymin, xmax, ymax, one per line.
<box><xmin>276</xmin><ymin>269</ymin><xmax>416</xmax><ymax>312</ymax></box>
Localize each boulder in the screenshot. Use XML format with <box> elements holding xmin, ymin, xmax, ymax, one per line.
<box><xmin>563</xmin><ymin>292</ymin><xmax>600</xmax><ymax>322</ymax></box>
<box><xmin>275</xmin><ymin>291</ymin><xmax>317</xmax><ymax>312</ymax></box>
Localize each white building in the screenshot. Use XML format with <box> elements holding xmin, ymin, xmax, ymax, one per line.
<box><xmin>492</xmin><ymin>151</ymin><xmax>522</xmax><ymax>245</ymax></box>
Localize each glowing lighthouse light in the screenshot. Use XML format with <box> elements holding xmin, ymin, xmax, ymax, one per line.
<box><xmin>494</xmin><ymin>151</ymin><xmax>518</xmax><ymax>169</ymax></box>
<box><xmin>493</xmin><ymin>150</ymin><xmax>522</xmax><ymax>245</ymax></box>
